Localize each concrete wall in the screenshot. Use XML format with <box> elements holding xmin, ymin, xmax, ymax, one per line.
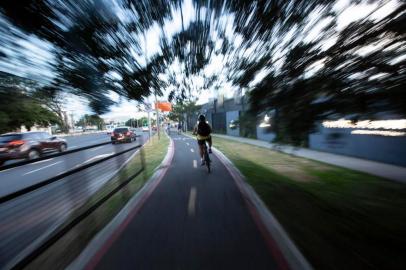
<box><xmin>309</xmin><ymin>125</ymin><xmax>406</xmax><ymax>167</ymax></box>
<box><xmin>226</xmin><ymin>110</ymin><xmax>240</xmax><ymax>137</ymax></box>
<box><xmin>256</xmin><ymin>127</ymin><xmax>276</xmax><ymax>142</ymax></box>
<box><xmin>198</xmin><ymin>97</ymin><xmax>406</xmax><ymax>167</ymax></box>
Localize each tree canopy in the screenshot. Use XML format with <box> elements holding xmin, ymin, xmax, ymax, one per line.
<box><xmin>0</xmin><ymin>0</ymin><xmax>404</xmax><ymax>143</ymax></box>
<box><xmin>76</xmin><ymin>114</ymin><xmax>105</xmax><ymax>130</ymax></box>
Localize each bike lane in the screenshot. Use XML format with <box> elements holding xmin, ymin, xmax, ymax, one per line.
<box><xmin>81</xmin><ymin>133</ymin><xmax>289</xmax><ymax>270</ymax></box>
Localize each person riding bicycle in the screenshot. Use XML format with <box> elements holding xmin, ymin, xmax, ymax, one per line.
<box><xmin>193</xmin><ymin>114</ymin><xmax>212</xmax><ymax>166</ymax></box>
<box><xmin>177</xmin><ymin>122</ymin><xmax>182</xmax><ymax>134</ymax></box>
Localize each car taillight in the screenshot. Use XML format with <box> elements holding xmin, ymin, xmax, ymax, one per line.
<box><xmin>8</xmin><ymin>140</ymin><xmax>25</xmax><ymax>146</ymax></box>
<box><xmin>126</xmin><ymin>131</ymin><xmax>131</xmax><ymax>136</ymax></box>
<box><xmin>112</xmin><ymin>132</ymin><xmax>116</xmax><ymax>136</ymax></box>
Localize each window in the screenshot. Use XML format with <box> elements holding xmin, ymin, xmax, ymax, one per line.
<box><xmin>113</xmin><ymin>128</ymin><xmax>129</xmax><ymax>133</ymax></box>
<box><xmin>0</xmin><ymin>134</ymin><xmax>22</xmax><ymax>143</ymax></box>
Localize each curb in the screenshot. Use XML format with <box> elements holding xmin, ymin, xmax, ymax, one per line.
<box><xmin>68</xmin><ymin>135</ymin><xmax>174</xmax><ymax>270</ymax></box>
<box><xmin>212</xmin><ymin>147</ymin><xmax>313</xmax><ymax>270</ymax></box>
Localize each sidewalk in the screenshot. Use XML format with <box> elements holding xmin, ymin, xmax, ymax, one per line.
<box><xmin>213</xmin><ymin>134</ymin><xmax>406</xmax><ymax>183</ymax></box>
<box><xmin>71</xmin><ymin>133</ymin><xmax>307</xmax><ymax>270</ymax></box>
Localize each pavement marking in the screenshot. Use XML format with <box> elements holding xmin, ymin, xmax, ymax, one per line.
<box><xmin>82</xmin><ymin>153</ymin><xmax>114</xmax><ymax>164</ymax></box>
<box><xmin>190</xmin><ymin>148</ymin><xmax>194</xmax><ymax>153</ymax></box>
<box><xmin>23</xmin><ymin>161</ymin><xmax>63</xmax><ymax>175</ymax></box>
<box><xmin>30</xmin><ymin>158</ymin><xmax>54</xmax><ymax>165</ymax></box>
<box><xmin>186</xmin><ymin>142</ymin><xmax>190</xmax><ymax>146</ymax></box>
<box><xmin>193</xmin><ymin>160</ymin><xmax>197</xmax><ymax>168</ymax></box>
<box><xmin>188</xmin><ymin>187</ymin><xmax>197</xmax><ymax>217</ymax></box>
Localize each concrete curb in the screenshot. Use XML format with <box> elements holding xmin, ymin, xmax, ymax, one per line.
<box><xmin>68</xmin><ymin>135</ymin><xmax>174</xmax><ymax>270</ymax></box>
<box><xmin>212</xmin><ymin>147</ymin><xmax>313</xmax><ymax>270</ymax></box>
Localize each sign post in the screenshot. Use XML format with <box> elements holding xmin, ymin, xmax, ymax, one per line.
<box><xmin>155</xmin><ymin>102</ymin><xmax>172</xmax><ymax>139</ymax></box>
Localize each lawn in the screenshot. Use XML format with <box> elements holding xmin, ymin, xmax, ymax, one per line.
<box><xmin>28</xmin><ymin>134</ymin><xmax>170</xmax><ymax>269</ymax></box>
<box><xmin>213</xmin><ymin>135</ymin><xmax>406</xmax><ymax>270</ymax></box>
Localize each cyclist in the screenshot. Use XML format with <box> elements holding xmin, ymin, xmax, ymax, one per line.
<box><xmin>177</xmin><ymin>122</ymin><xmax>182</xmax><ymax>134</ymax></box>
<box><xmin>193</xmin><ymin>114</ymin><xmax>212</xmax><ymax>165</ymax></box>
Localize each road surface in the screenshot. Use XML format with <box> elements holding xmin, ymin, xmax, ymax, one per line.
<box><xmin>0</xmin><ymin>132</ymin><xmax>148</xmax><ymax>197</ymax></box>
<box><xmin>84</xmin><ymin>133</ymin><xmax>284</xmax><ymax>270</ymax></box>
<box><xmin>0</xmin><ymin>131</ymin><xmax>151</xmax><ymax>268</ymax></box>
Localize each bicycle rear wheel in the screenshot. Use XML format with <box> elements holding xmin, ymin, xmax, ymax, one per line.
<box><xmin>204</xmin><ymin>147</ymin><xmax>211</xmax><ymax>173</ymax></box>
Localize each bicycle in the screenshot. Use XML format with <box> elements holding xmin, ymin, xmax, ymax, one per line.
<box><xmin>202</xmin><ymin>141</ymin><xmax>211</xmax><ymax>173</ymax></box>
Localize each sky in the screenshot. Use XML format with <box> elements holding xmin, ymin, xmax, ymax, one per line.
<box><xmin>0</xmin><ymin>0</ymin><xmax>401</xmax><ymax>122</ymax></box>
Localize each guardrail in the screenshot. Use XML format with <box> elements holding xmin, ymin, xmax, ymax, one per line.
<box><xmin>0</xmin><ymin>138</ymin><xmax>147</xmax><ymax>269</ymax></box>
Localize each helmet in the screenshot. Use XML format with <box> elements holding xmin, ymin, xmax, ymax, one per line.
<box><xmin>198</xmin><ymin>114</ymin><xmax>206</xmax><ymax>122</ymax></box>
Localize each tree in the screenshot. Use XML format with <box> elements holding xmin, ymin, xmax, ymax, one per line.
<box><xmin>33</xmin><ymin>85</ymin><xmax>71</xmax><ymax>133</ymax></box>
<box><xmin>125</xmin><ymin>118</ymin><xmax>138</xmax><ymax>127</ymax></box>
<box><xmin>139</xmin><ymin>117</ymin><xmax>149</xmax><ymax>127</ymax></box>
<box><xmin>248</xmin><ymin>3</ymin><xmax>406</xmax><ymax>145</ymax></box>
<box><xmin>0</xmin><ymin>0</ymin><xmax>404</xmax><ymax>146</ymax></box>
<box><xmin>168</xmin><ymin>101</ymin><xmax>201</xmax><ymax>122</ymax></box>
<box><xmin>76</xmin><ymin>114</ymin><xmax>105</xmax><ymax>130</ymax></box>
<box><xmin>0</xmin><ymin>89</ymin><xmax>59</xmax><ymax>133</ymax></box>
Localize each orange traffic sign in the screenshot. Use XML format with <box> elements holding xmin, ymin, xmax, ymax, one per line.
<box><xmin>155</xmin><ymin>102</ymin><xmax>172</xmax><ymax>112</ymax></box>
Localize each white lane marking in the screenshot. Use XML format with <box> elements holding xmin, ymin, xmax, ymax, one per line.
<box><xmin>90</xmin><ymin>146</ymin><xmax>104</xmax><ymax>152</ymax></box>
<box><xmin>193</xmin><ymin>160</ymin><xmax>197</xmax><ymax>168</ymax></box>
<box><xmin>188</xmin><ymin>187</ymin><xmax>197</xmax><ymax>217</ymax></box>
<box><xmin>30</xmin><ymin>158</ymin><xmax>54</xmax><ymax>165</ymax></box>
<box><xmin>186</xmin><ymin>143</ymin><xmax>190</xmax><ymax>146</ymax></box>
<box><xmin>190</xmin><ymin>148</ymin><xmax>194</xmax><ymax>153</ymax></box>
<box><xmin>81</xmin><ymin>153</ymin><xmax>114</xmax><ymax>165</ymax></box>
<box><xmin>23</xmin><ymin>161</ymin><xmax>63</xmax><ymax>175</ymax></box>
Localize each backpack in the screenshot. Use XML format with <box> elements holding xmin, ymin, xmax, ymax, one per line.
<box><xmin>197</xmin><ymin>122</ymin><xmax>211</xmax><ymax>136</ymax></box>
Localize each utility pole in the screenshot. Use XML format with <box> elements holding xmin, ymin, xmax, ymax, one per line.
<box><xmin>148</xmin><ymin>109</ymin><xmax>152</xmax><ymax>139</ymax></box>
<box><xmin>144</xmin><ymin>31</ymin><xmax>160</xmax><ymax>139</ymax></box>
<box><xmin>155</xmin><ymin>100</ymin><xmax>160</xmax><ymax>139</ymax></box>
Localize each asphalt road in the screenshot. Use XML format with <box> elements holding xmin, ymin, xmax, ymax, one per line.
<box><xmin>0</xmin><ymin>131</ymin><xmax>151</xmax><ymax>268</ymax></box>
<box><xmin>92</xmin><ymin>133</ymin><xmax>279</xmax><ymax>270</ymax></box>
<box><xmin>1</xmin><ymin>133</ymin><xmax>109</xmax><ymax>166</ymax></box>
<box><xmin>0</xmin><ymin>132</ymin><xmax>148</xmax><ymax>197</ymax></box>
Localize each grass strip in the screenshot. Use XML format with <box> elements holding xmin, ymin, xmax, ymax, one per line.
<box><xmin>212</xmin><ymin>135</ymin><xmax>406</xmax><ymax>270</ymax></box>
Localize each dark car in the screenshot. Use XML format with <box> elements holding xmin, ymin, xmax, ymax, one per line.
<box><xmin>111</xmin><ymin>127</ymin><xmax>136</xmax><ymax>144</ymax></box>
<box><xmin>0</xmin><ymin>132</ymin><xmax>67</xmax><ymax>166</ymax></box>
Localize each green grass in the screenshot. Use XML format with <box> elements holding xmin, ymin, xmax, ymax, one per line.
<box><xmin>213</xmin><ymin>135</ymin><xmax>406</xmax><ymax>270</ymax></box>
<box><xmin>28</xmin><ymin>134</ymin><xmax>169</xmax><ymax>270</ymax></box>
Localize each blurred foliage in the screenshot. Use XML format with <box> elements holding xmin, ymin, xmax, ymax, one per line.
<box><xmin>238</xmin><ymin>111</ymin><xmax>258</xmax><ymax>139</ymax></box>
<box><xmin>125</xmin><ymin>118</ymin><xmax>138</xmax><ymax>127</ymax></box>
<box><xmin>0</xmin><ymin>72</ymin><xmax>60</xmax><ymax>133</ymax></box>
<box><xmin>0</xmin><ymin>0</ymin><xmax>405</xmax><ymax>143</ymax></box>
<box><xmin>168</xmin><ymin>100</ymin><xmax>201</xmax><ymax>122</ymax></box>
<box><xmin>32</xmin><ymin>85</ymin><xmax>71</xmax><ymax>133</ymax></box>
<box><xmin>76</xmin><ymin>114</ymin><xmax>105</xmax><ymax>130</ymax></box>
<box><xmin>0</xmin><ymin>91</ymin><xmax>59</xmax><ymax>134</ymax></box>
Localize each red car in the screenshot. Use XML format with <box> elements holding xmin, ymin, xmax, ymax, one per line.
<box><xmin>0</xmin><ymin>132</ymin><xmax>67</xmax><ymax>166</ymax></box>
<box><xmin>111</xmin><ymin>127</ymin><xmax>136</xmax><ymax>144</ymax></box>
